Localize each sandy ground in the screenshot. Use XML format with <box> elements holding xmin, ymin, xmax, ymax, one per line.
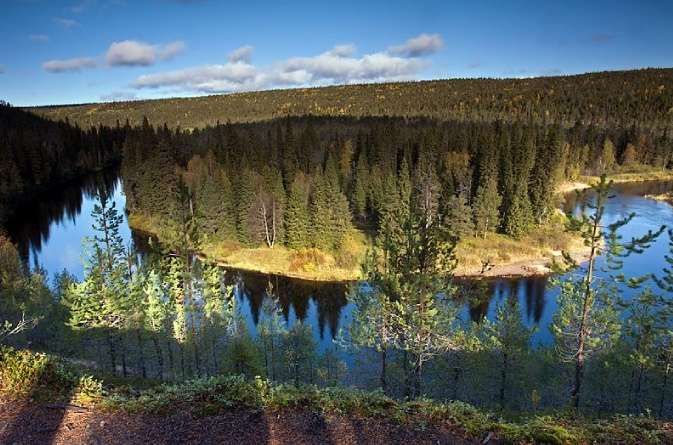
<box><xmin>0</xmin><ymin>398</ymin><xmax>480</xmax><ymax>445</ymax></box>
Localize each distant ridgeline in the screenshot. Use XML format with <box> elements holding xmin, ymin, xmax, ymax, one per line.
<box><xmin>29</xmin><ymin>68</ymin><xmax>673</xmax><ymax>130</ymax></box>
<box><xmin>0</xmin><ymin>103</ymin><xmax>125</xmax><ymax>224</ymax></box>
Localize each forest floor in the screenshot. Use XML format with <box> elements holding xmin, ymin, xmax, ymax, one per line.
<box><xmin>0</xmin><ymin>398</ymin><xmax>478</xmax><ymax>445</ymax></box>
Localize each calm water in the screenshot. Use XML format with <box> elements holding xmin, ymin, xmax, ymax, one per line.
<box><xmin>6</xmin><ymin>172</ymin><xmax>673</xmax><ymax>350</ymax></box>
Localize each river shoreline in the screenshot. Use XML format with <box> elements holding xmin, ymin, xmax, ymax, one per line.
<box><xmin>128</xmin><ymin>172</ymin><xmax>672</xmax><ymax>283</ymax></box>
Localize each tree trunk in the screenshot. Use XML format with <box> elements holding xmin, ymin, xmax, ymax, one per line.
<box><xmin>500</xmin><ymin>352</ymin><xmax>508</xmax><ymax>409</ymax></box>
<box><xmin>380</xmin><ymin>348</ymin><xmax>387</xmax><ymax>393</ymax></box>
<box><xmin>107</xmin><ymin>332</ymin><xmax>117</xmax><ymax>376</ymax></box>
<box><xmin>571</xmin><ymin>345</ymin><xmax>585</xmax><ymax>409</ymax></box>
<box><xmin>152</xmin><ymin>335</ymin><xmax>164</xmax><ymax>380</ymax></box>
<box><xmin>211</xmin><ymin>336</ymin><xmax>219</xmax><ymax>373</ymax></box>
<box><xmin>179</xmin><ymin>344</ymin><xmax>186</xmax><ymax>379</ymax></box>
<box><xmin>194</xmin><ymin>342</ymin><xmax>201</xmax><ymax>376</ymax></box>
<box><xmin>572</xmin><ymin>204</ymin><xmax>600</xmax><ymax>409</ymax></box>
<box><xmin>120</xmin><ymin>335</ymin><xmax>128</xmax><ymax>378</ymax></box>
<box><xmin>166</xmin><ymin>339</ymin><xmax>175</xmax><ymax>380</ymax></box>
<box><xmin>660</xmin><ymin>361</ymin><xmax>670</xmax><ymax>417</ymax></box>
<box><xmin>137</xmin><ymin>330</ymin><xmax>147</xmax><ymax>379</ymax></box>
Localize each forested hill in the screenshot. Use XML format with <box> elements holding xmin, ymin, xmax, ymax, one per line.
<box><xmin>29</xmin><ymin>68</ymin><xmax>673</xmax><ymax>131</ymax></box>
<box><xmin>0</xmin><ymin>103</ymin><xmax>125</xmax><ymax>223</ymax></box>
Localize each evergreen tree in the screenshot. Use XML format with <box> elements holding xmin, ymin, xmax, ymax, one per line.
<box><xmin>473</xmin><ymin>174</ymin><xmax>502</xmax><ymax>238</ymax></box>
<box><xmin>445</xmin><ymin>192</ymin><xmax>474</xmax><ymax>239</ymax></box>
<box><xmin>553</xmin><ymin>175</ymin><xmax>663</xmax><ymax>408</ymax></box>
<box><xmin>284</xmin><ymin>173</ymin><xmax>311</xmax><ymax>249</ymax></box>
<box><xmin>66</xmin><ymin>192</ymin><xmax>130</xmax><ymax>375</ymax></box>
<box><xmin>196</xmin><ymin>170</ymin><xmax>236</xmax><ymax>241</ymax></box>
<box><xmin>481</xmin><ymin>299</ymin><xmax>533</xmax><ymax>409</ymax></box>
<box><xmin>352</xmin><ymin>153</ymin><xmax>369</xmax><ymax>221</ymax></box>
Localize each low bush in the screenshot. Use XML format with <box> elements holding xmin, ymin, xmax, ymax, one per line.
<box><xmin>0</xmin><ymin>346</ymin><xmax>103</xmax><ymax>405</ymax></box>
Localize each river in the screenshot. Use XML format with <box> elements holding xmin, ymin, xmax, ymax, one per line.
<box><xmin>5</xmin><ymin>172</ymin><xmax>673</xmax><ymax>352</ymax></box>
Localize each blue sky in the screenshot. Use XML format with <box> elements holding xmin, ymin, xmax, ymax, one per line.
<box><xmin>1</xmin><ymin>0</ymin><xmax>672</xmax><ymax>106</ymax></box>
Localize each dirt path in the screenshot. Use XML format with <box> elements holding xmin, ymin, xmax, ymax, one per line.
<box><xmin>0</xmin><ymin>399</ymin><xmax>478</xmax><ymax>445</ymax></box>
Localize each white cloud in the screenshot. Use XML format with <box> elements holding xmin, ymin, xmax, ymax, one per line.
<box><xmin>29</xmin><ymin>34</ymin><xmax>50</xmax><ymax>43</ymax></box>
<box><xmin>325</xmin><ymin>44</ymin><xmax>356</xmax><ymax>58</ymax></box>
<box><xmin>282</xmin><ymin>46</ymin><xmax>425</xmax><ymax>83</ymax></box>
<box><xmin>105</xmin><ymin>40</ymin><xmax>185</xmax><ymax>66</ymax></box>
<box><xmin>131</xmin><ymin>36</ymin><xmax>437</xmax><ymax>94</ymax></box>
<box><xmin>54</xmin><ymin>17</ymin><xmax>79</xmax><ymax>28</ymax></box>
<box><xmin>228</xmin><ymin>45</ymin><xmax>253</xmax><ymax>63</ymax></box>
<box><xmin>133</xmin><ymin>62</ymin><xmax>258</xmax><ymax>92</ymax></box>
<box><xmin>100</xmin><ymin>90</ymin><xmax>138</xmax><ymax>102</ymax></box>
<box><xmin>43</xmin><ymin>57</ymin><xmax>97</xmax><ymax>73</ymax></box>
<box><xmin>388</xmin><ymin>33</ymin><xmax>443</xmax><ymax>57</ymax></box>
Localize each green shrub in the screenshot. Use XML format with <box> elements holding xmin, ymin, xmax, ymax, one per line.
<box><xmin>0</xmin><ymin>346</ymin><xmax>102</xmax><ymax>404</ymax></box>
<box><xmin>0</xmin><ymin>346</ymin><xmax>71</xmax><ymax>398</ymax></box>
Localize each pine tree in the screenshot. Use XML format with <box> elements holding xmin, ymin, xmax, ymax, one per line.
<box><xmin>309</xmin><ymin>172</ymin><xmax>328</xmax><ymax>248</ymax></box>
<box><xmin>473</xmin><ymin>174</ymin><xmax>502</xmax><ymax>238</ymax></box>
<box><xmin>257</xmin><ymin>282</ymin><xmax>287</xmax><ymax>380</ymax></box>
<box><xmin>598</xmin><ymin>137</ymin><xmax>616</xmax><ymax>173</ymax></box>
<box><xmin>143</xmin><ymin>268</ymin><xmax>168</xmax><ymax>379</ymax></box>
<box><xmin>196</xmin><ymin>170</ymin><xmax>236</xmax><ymax>241</ymax></box>
<box><xmin>235</xmin><ymin>167</ymin><xmax>256</xmax><ymax>244</ymax></box>
<box><xmin>352</xmin><ymin>153</ymin><xmax>369</xmax><ymax>221</ymax></box>
<box><xmin>553</xmin><ymin>175</ymin><xmax>663</xmax><ymax>408</ymax></box>
<box><xmin>445</xmin><ymin>192</ymin><xmax>474</xmax><ymax>239</ymax></box>
<box><xmin>481</xmin><ymin>299</ymin><xmax>533</xmax><ymax>409</ymax></box>
<box><xmin>284</xmin><ymin>173</ymin><xmax>310</xmax><ymax>249</ymax></box>
<box><xmin>66</xmin><ymin>191</ymin><xmax>130</xmax><ymax>375</ymax></box>
<box><xmin>529</xmin><ymin>126</ymin><xmax>563</xmax><ymax>223</ymax></box>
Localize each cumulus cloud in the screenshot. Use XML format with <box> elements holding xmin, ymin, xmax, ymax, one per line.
<box><xmin>388</xmin><ymin>33</ymin><xmax>443</xmax><ymax>57</ymax></box>
<box><xmin>133</xmin><ymin>62</ymin><xmax>258</xmax><ymax>91</ymax></box>
<box><xmin>131</xmin><ymin>35</ymin><xmax>440</xmax><ymax>94</ymax></box>
<box><xmin>105</xmin><ymin>40</ymin><xmax>185</xmax><ymax>66</ymax></box>
<box><xmin>29</xmin><ymin>34</ymin><xmax>50</xmax><ymax>43</ymax></box>
<box><xmin>43</xmin><ymin>57</ymin><xmax>97</xmax><ymax>73</ymax></box>
<box><xmin>100</xmin><ymin>90</ymin><xmax>138</xmax><ymax>102</ymax></box>
<box><xmin>228</xmin><ymin>45</ymin><xmax>253</xmax><ymax>63</ymax></box>
<box><xmin>54</xmin><ymin>17</ymin><xmax>79</xmax><ymax>28</ymax></box>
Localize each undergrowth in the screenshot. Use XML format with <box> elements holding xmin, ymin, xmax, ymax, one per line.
<box><xmin>1</xmin><ymin>346</ymin><xmax>670</xmax><ymax>444</ymax></box>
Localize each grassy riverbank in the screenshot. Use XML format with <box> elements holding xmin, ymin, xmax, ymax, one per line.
<box><xmin>127</xmin><ymin>166</ymin><xmax>672</xmax><ymax>282</ymax></box>
<box><xmin>645</xmin><ymin>192</ymin><xmax>673</xmax><ymax>206</ymax></box>
<box><xmin>1</xmin><ymin>347</ymin><xmax>671</xmax><ymax>445</ymax></box>
<box><xmin>557</xmin><ymin>166</ymin><xmax>673</xmax><ymax>194</ymax></box>
<box><xmin>129</xmin><ymin>209</ymin><xmax>586</xmax><ymax>281</ymax></box>
<box><xmin>129</xmin><ymin>213</ymin><xmax>368</xmax><ymax>281</ymax></box>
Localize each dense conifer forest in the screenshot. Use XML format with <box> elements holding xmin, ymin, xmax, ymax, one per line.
<box><xmin>0</xmin><ymin>102</ymin><xmax>125</xmax><ymax>223</ymax></box>
<box><xmin>31</xmin><ymin>68</ymin><xmax>673</xmax><ymax>130</ymax></box>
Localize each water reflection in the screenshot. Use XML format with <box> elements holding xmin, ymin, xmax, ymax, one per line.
<box><xmin>5</xmin><ymin>170</ymin><xmax>122</xmax><ymax>274</ymax></box>
<box><xmin>6</xmin><ymin>170</ymin><xmax>673</xmax><ymax>349</ymax></box>
<box><xmin>231</xmin><ymin>270</ymin><xmax>348</xmax><ymax>341</ymax></box>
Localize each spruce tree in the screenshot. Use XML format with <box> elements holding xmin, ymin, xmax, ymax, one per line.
<box><xmin>445</xmin><ymin>192</ymin><xmax>474</xmax><ymax>239</ymax></box>
<box><xmin>473</xmin><ymin>174</ymin><xmax>502</xmax><ymax>238</ymax></box>
<box><xmin>284</xmin><ymin>173</ymin><xmax>311</xmax><ymax>249</ymax></box>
